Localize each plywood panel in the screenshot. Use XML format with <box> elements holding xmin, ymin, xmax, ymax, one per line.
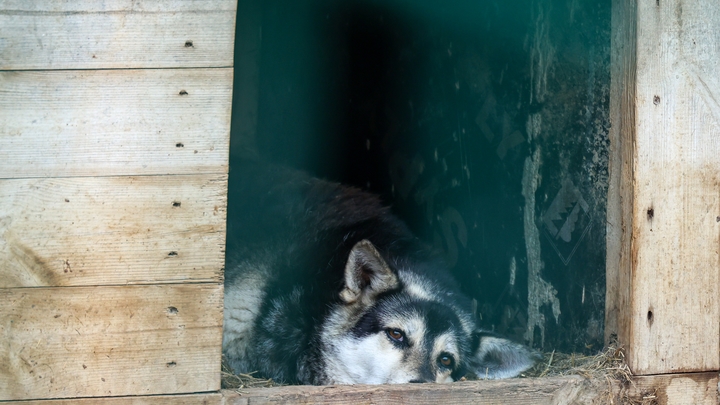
<box><xmin>0</xmin><ymin>68</ymin><xmax>232</xmax><ymax>178</ymax></box>
<box><xmin>0</xmin><ymin>284</ymin><xmax>223</xmax><ymax>401</ymax></box>
<box><xmin>608</xmin><ymin>0</ymin><xmax>720</xmax><ymax>374</ymax></box>
<box><xmin>0</xmin><ymin>174</ymin><xmax>226</xmax><ymax>287</ymax></box>
<box><xmin>0</xmin><ymin>0</ymin><xmax>236</xmax><ymax>70</ymax></box>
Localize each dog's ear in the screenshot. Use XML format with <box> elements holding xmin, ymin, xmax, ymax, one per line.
<box><xmin>340</xmin><ymin>240</ymin><xmax>398</xmax><ymax>305</ymax></box>
<box><xmin>468</xmin><ymin>331</ymin><xmax>540</xmax><ymax>379</ymax></box>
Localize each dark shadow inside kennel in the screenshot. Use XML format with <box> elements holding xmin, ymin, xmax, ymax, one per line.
<box><xmin>228</xmin><ymin>0</ymin><xmax>611</xmax><ymax>354</ymax></box>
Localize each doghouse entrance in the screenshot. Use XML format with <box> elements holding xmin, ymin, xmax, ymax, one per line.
<box><xmin>229</xmin><ymin>0</ymin><xmax>610</xmax><ymax>359</ymax></box>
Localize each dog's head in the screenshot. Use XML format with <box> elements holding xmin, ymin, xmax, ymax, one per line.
<box><xmin>320</xmin><ymin>240</ymin><xmax>539</xmax><ymax>384</ymax></box>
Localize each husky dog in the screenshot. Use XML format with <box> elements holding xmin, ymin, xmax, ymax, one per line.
<box><xmin>223</xmin><ymin>161</ymin><xmax>538</xmax><ymax>385</ymax></box>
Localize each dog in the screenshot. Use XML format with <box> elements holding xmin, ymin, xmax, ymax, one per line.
<box><xmin>223</xmin><ymin>161</ymin><xmax>538</xmax><ymax>384</ymax></box>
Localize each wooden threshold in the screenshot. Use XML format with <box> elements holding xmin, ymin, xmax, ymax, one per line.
<box><xmin>220</xmin><ymin>372</ymin><xmax>719</xmax><ymax>405</ymax></box>
<box><xmin>4</xmin><ymin>372</ymin><xmax>716</xmax><ymax>404</ymax></box>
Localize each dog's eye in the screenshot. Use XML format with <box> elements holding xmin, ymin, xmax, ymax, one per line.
<box><xmin>438</xmin><ymin>353</ymin><xmax>455</xmax><ymax>368</ymax></box>
<box><xmin>385</xmin><ymin>328</ymin><xmax>405</xmax><ymax>342</ymax></box>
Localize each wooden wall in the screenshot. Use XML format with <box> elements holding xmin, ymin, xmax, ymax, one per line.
<box><xmin>606</xmin><ymin>0</ymin><xmax>720</xmax><ymax>375</ymax></box>
<box><xmin>0</xmin><ymin>1</ymin><xmax>235</xmax><ymax>401</ymax></box>
<box><xmin>1</xmin><ymin>0</ymin><xmax>718</xmax><ymax>402</ymax></box>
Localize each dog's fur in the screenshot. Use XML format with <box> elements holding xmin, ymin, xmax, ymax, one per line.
<box><xmin>223</xmin><ymin>161</ymin><xmax>538</xmax><ymax>384</ymax></box>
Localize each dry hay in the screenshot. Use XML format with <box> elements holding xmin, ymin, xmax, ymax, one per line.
<box><xmin>221</xmin><ymin>355</ymin><xmax>280</xmax><ymax>389</ymax></box>
<box><xmin>523</xmin><ymin>345</ymin><xmax>631</xmax><ymax>381</ymax></box>
<box><xmin>520</xmin><ymin>346</ymin><xmax>657</xmax><ymax>405</ymax></box>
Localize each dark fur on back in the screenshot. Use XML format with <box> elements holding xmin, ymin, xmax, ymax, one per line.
<box><xmin>224</xmin><ymin>160</ymin><xmax>537</xmax><ymax>384</ymax></box>
<box><xmin>225</xmin><ymin>161</ymin><xmax>463</xmax><ymax>383</ymax></box>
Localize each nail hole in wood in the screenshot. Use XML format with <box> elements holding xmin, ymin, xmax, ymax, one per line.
<box><xmin>647</xmin><ymin>208</ymin><xmax>654</xmax><ymax>220</ymax></box>
<box><xmin>185</xmin><ymin>40</ymin><xmax>194</xmax><ymax>48</ymax></box>
<box><xmin>167</xmin><ymin>306</ymin><xmax>178</xmax><ymax>314</ymax></box>
<box><xmin>166</xmin><ymin>361</ymin><xmax>177</xmax><ymax>367</ymax></box>
<box><xmin>168</xmin><ymin>251</ymin><xmax>178</xmax><ymax>257</ymax></box>
<box><xmin>653</xmin><ymin>95</ymin><xmax>660</xmax><ymax>105</ymax></box>
<box><xmin>172</xmin><ymin>201</ymin><xmax>181</xmax><ymax>208</ymax></box>
<box><xmin>176</xmin><ymin>142</ymin><xmax>184</xmax><ymax>148</ymax></box>
<box><xmin>647</xmin><ymin>310</ymin><xmax>654</xmax><ymax>326</ymax></box>
<box><xmin>179</xmin><ymin>90</ymin><xmax>188</xmax><ymax>96</ymax></box>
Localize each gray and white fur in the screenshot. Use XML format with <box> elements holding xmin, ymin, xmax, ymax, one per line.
<box><xmin>223</xmin><ymin>161</ymin><xmax>538</xmax><ymax>384</ymax></box>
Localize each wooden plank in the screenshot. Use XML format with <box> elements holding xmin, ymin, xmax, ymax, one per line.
<box><xmin>220</xmin><ymin>372</ymin><xmax>719</xmax><ymax>405</ymax></box>
<box><xmin>0</xmin><ymin>68</ymin><xmax>232</xmax><ymax>178</ymax></box>
<box><xmin>13</xmin><ymin>393</ymin><xmax>221</xmax><ymax>405</ymax></box>
<box><xmin>221</xmin><ymin>377</ymin><xmax>606</xmax><ymax>405</ymax></box>
<box><xmin>604</xmin><ymin>0</ymin><xmax>636</xmax><ymax>352</ymax></box>
<box><xmin>0</xmin><ymin>284</ymin><xmax>223</xmax><ymax>401</ymax></box>
<box><xmin>607</xmin><ymin>0</ymin><xmax>720</xmax><ymax>374</ymax></box>
<box><xmin>0</xmin><ymin>174</ymin><xmax>226</xmax><ymax>288</ymax></box>
<box><xmin>621</xmin><ymin>373</ymin><xmax>719</xmax><ymax>405</ymax></box>
<box><xmin>0</xmin><ymin>0</ymin><xmax>236</xmax><ymax>70</ymax></box>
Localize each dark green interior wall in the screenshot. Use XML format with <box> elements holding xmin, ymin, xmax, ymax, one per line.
<box><xmin>230</xmin><ymin>0</ymin><xmax>611</xmax><ymax>353</ymax></box>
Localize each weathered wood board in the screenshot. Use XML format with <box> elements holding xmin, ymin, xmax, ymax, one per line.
<box><xmin>0</xmin><ymin>68</ymin><xmax>232</xmax><ymax>178</ymax></box>
<box><xmin>0</xmin><ymin>174</ymin><xmax>227</xmax><ymax>288</ymax></box>
<box><xmin>11</xmin><ymin>393</ymin><xmax>221</xmax><ymax>405</ymax></box>
<box><xmin>606</xmin><ymin>0</ymin><xmax>720</xmax><ymax>375</ymax></box>
<box><xmin>0</xmin><ymin>0</ymin><xmax>236</xmax><ymax>70</ymax></box>
<box><xmin>221</xmin><ymin>372</ymin><xmax>719</xmax><ymax>405</ymax></box>
<box><xmin>626</xmin><ymin>373</ymin><xmax>719</xmax><ymax>405</ymax></box>
<box><xmin>0</xmin><ymin>0</ymin><xmax>232</xmax><ymax>402</ymax></box>
<box><xmin>4</xmin><ymin>372</ymin><xmax>715</xmax><ymax>404</ymax></box>
<box><xmin>0</xmin><ymin>284</ymin><xmax>223</xmax><ymax>401</ymax></box>
<box><xmin>222</xmin><ymin>377</ymin><xmax>607</xmax><ymax>405</ymax></box>
<box><xmin>605</xmin><ymin>0</ymin><xmax>637</xmax><ymax>360</ymax></box>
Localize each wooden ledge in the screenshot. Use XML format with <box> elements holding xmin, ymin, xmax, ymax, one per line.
<box><xmin>6</xmin><ymin>373</ymin><xmax>716</xmax><ymax>403</ymax></box>
<box><xmin>221</xmin><ymin>376</ymin><xmax>597</xmax><ymax>405</ymax></box>
<box><xmin>220</xmin><ymin>372</ymin><xmax>719</xmax><ymax>405</ymax></box>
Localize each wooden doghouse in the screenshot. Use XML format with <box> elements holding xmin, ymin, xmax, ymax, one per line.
<box><xmin>1</xmin><ymin>0</ymin><xmax>718</xmax><ymax>404</ymax></box>
<box><xmin>0</xmin><ymin>1</ymin><xmax>235</xmax><ymax>402</ymax></box>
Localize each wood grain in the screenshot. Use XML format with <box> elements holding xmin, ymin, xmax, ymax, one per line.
<box><xmin>624</xmin><ymin>373</ymin><xmax>719</xmax><ymax>405</ymax></box>
<box><xmin>14</xmin><ymin>393</ymin><xmax>221</xmax><ymax>405</ymax></box>
<box><xmin>0</xmin><ymin>284</ymin><xmax>223</xmax><ymax>401</ymax></box>
<box><xmin>7</xmin><ymin>372</ymin><xmax>715</xmax><ymax>404</ymax></box>
<box><xmin>221</xmin><ymin>377</ymin><xmax>606</xmax><ymax>405</ymax></box>
<box><xmin>604</xmin><ymin>0</ymin><xmax>636</xmax><ymax>352</ymax></box>
<box><xmin>0</xmin><ymin>68</ymin><xmax>232</xmax><ymax>178</ymax></box>
<box><xmin>607</xmin><ymin>0</ymin><xmax>720</xmax><ymax>374</ymax></box>
<box><xmin>0</xmin><ymin>0</ymin><xmax>236</xmax><ymax>70</ymax></box>
<box><xmin>220</xmin><ymin>372</ymin><xmax>719</xmax><ymax>405</ymax></box>
<box><xmin>0</xmin><ymin>174</ymin><xmax>226</xmax><ymax>287</ymax></box>
<box><xmin>630</xmin><ymin>0</ymin><xmax>720</xmax><ymax>374</ymax></box>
